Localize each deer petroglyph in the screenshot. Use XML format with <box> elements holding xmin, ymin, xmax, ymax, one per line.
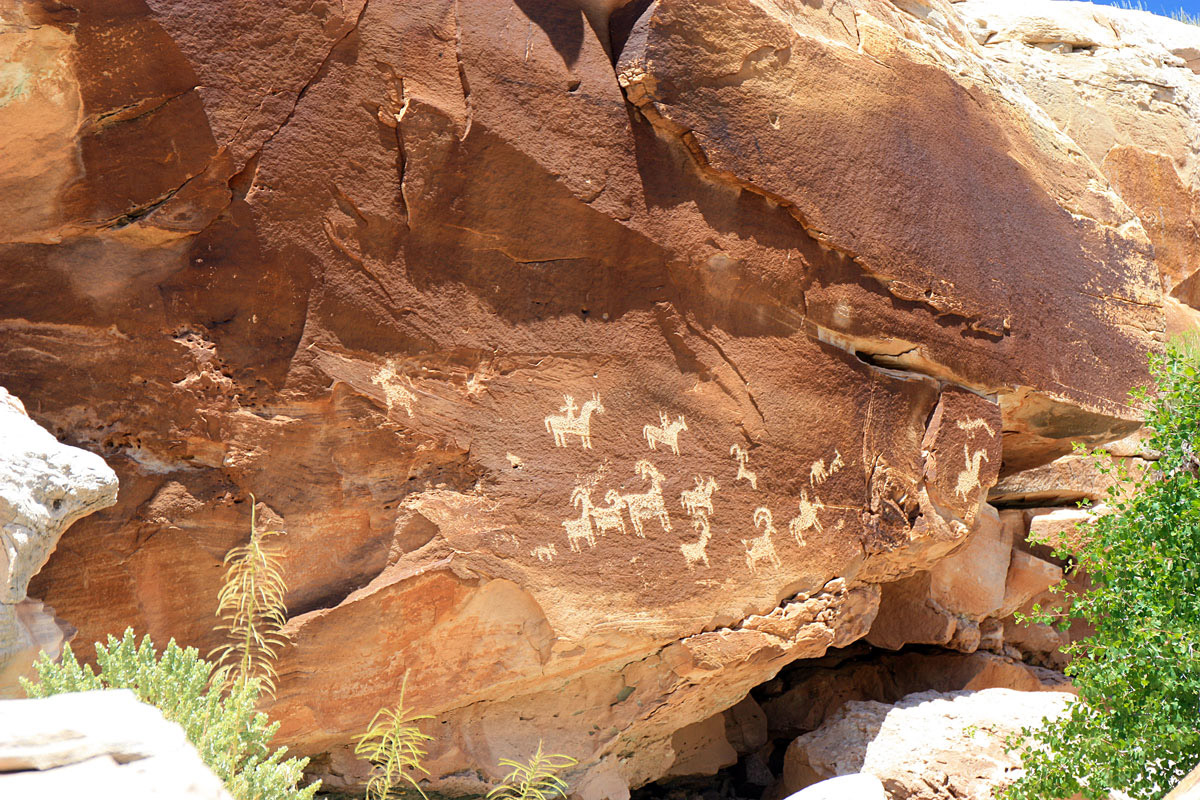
<box><xmin>743</xmin><ymin>507</ymin><xmax>782</xmax><ymax>573</ymax></box>
<box><xmin>591</xmin><ymin>490</ymin><xmax>627</xmax><ymax>536</ymax></box>
<box><xmin>680</xmin><ymin>514</ymin><xmax>713</xmax><ymax>569</ymax></box>
<box><xmin>809</xmin><ymin>449</ymin><xmax>844</xmax><ymax>486</ymax></box>
<box><xmin>730</xmin><ymin>443</ymin><xmax>758</xmax><ymax>490</ymax></box>
<box><xmin>621</xmin><ymin>460</ymin><xmax>671</xmax><ymax>537</ymax></box>
<box><xmin>562</xmin><ymin>486</ymin><xmax>598</xmax><ymax>551</ymax></box>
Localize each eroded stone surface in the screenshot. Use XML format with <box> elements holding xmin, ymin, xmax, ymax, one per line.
<box><xmin>0</xmin><ymin>0</ymin><xmax>1173</xmax><ymax>794</ymax></box>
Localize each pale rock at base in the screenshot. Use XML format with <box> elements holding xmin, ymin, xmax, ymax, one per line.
<box><xmin>0</xmin><ymin>689</ymin><xmax>232</xmax><ymax>799</ymax></box>
<box><xmin>0</xmin><ymin>387</ymin><xmax>117</xmax><ymax>696</ymax></box>
<box><xmin>783</xmin><ymin>773</ymin><xmax>887</xmax><ymax>800</ymax></box>
<box><xmin>782</xmin><ymin>688</ymin><xmax>1074</xmax><ymax>799</ymax></box>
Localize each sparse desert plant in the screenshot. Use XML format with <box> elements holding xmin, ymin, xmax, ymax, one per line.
<box><xmin>211</xmin><ymin>494</ymin><xmax>290</xmax><ymax>696</ymax></box>
<box><xmin>355</xmin><ymin>676</ymin><xmax>435</xmax><ymax>800</ymax></box>
<box><xmin>486</xmin><ymin>741</ymin><xmax>578</xmax><ymax>800</ymax></box>
<box><xmin>22</xmin><ymin>630</ymin><xmax>318</xmax><ymax>800</ymax></box>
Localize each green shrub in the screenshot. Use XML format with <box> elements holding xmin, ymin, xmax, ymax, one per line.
<box><xmin>355</xmin><ymin>676</ymin><xmax>434</xmax><ymax>800</ymax></box>
<box><xmin>486</xmin><ymin>742</ymin><xmax>577</xmax><ymax>800</ymax></box>
<box><xmin>22</xmin><ymin>630</ymin><xmax>318</xmax><ymax>800</ymax></box>
<box><xmin>1003</xmin><ymin>343</ymin><xmax>1200</xmax><ymax>799</ymax></box>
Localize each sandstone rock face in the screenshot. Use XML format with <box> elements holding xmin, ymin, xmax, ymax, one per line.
<box><xmin>960</xmin><ymin>0</ymin><xmax>1200</xmax><ymax>320</ymax></box>
<box><xmin>0</xmin><ymin>689</ymin><xmax>232</xmax><ymax>799</ymax></box>
<box><xmin>0</xmin><ymin>387</ymin><xmax>117</xmax><ymax>696</ymax></box>
<box><xmin>0</xmin><ymin>0</ymin><xmax>1174</xmax><ymax>795</ymax></box>
<box><xmin>781</xmin><ymin>688</ymin><xmax>1074</xmax><ymax>798</ymax></box>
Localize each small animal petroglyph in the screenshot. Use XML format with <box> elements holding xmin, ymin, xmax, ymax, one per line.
<box><xmin>562</xmin><ymin>486</ymin><xmax>597</xmax><ymax>551</ymax></box>
<box><xmin>643</xmin><ymin>412</ymin><xmax>688</xmax><ymax>455</ymax></box>
<box><xmin>955</xmin><ymin>446</ymin><xmax>990</xmax><ymax>501</ymax></box>
<box><xmin>788</xmin><ymin>489</ymin><xmax>824</xmax><ymax>547</ymax></box>
<box><xmin>590</xmin><ymin>490</ymin><xmax>627</xmax><ymax>536</ymax></box>
<box><xmin>531</xmin><ymin>543</ymin><xmax>557</xmax><ymax>562</ymax></box>
<box><xmin>680</xmin><ymin>476</ymin><xmax>719</xmax><ymax>517</ymax></box>
<box><xmin>743</xmin><ymin>507</ymin><xmax>782</xmax><ymax>573</ymax></box>
<box><xmin>730</xmin><ymin>443</ymin><xmax>758</xmax><ymax>490</ymax></box>
<box><xmin>809</xmin><ymin>449</ymin><xmax>845</xmax><ymax>486</ymax></box>
<box><xmin>680</xmin><ymin>514</ymin><xmax>712</xmax><ymax>569</ymax></box>
<box><xmin>621</xmin><ymin>460</ymin><xmax>671</xmax><ymax>537</ymax></box>
<box><xmin>372</xmin><ymin>359</ymin><xmax>417</xmax><ymax>417</ymax></box>
<box><xmin>956</xmin><ymin>417</ymin><xmax>996</xmax><ymax>436</ymax></box>
<box><xmin>544</xmin><ymin>392</ymin><xmax>605</xmax><ymax>449</ymax></box>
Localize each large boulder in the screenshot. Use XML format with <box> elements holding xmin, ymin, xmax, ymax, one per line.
<box><xmin>0</xmin><ymin>0</ymin><xmax>1171</xmax><ymax>795</ymax></box>
<box><xmin>0</xmin><ymin>689</ymin><xmax>232</xmax><ymax>799</ymax></box>
<box><xmin>781</xmin><ymin>688</ymin><xmax>1073</xmax><ymax>799</ymax></box>
<box><xmin>0</xmin><ymin>387</ymin><xmax>118</xmax><ymax>695</ymax></box>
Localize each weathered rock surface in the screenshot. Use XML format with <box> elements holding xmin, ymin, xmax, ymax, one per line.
<box><xmin>0</xmin><ymin>689</ymin><xmax>232</xmax><ymax>799</ymax></box>
<box><xmin>0</xmin><ymin>0</ymin><xmax>1180</xmax><ymax>794</ymax></box>
<box><xmin>0</xmin><ymin>387</ymin><xmax>117</xmax><ymax>696</ymax></box>
<box><xmin>781</xmin><ymin>688</ymin><xmax>1073</xmax><ymax>798</ymax></box>
<box><xmin>761</xmin><ymin>649</ymin><xmax>1071</xmax><ymax>740</ymax></box>
<box><xmin>784</xmin><ymin>773</ymin><xmax>887</xmax><ymax>800</ymax></box>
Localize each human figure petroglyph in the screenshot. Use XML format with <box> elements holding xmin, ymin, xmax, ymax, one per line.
<box><xmin>810</xmin><ymin>449</ymin><xmax>844</xmax><ymax>486</ymax></box>
<box><xmin>743</xmin><ymin>507</ymin><xmax>782</xmax><ymax>573</ymax></box>
<box><xmin>372</xmin><ymin>359</ymin><xmax>417</xmax><ymax>417</ymax></box>
<box><xmin>532</xmin><ymin>543</ymin><xmax>557</xmax><ymax>562</ymax></box>
<box><xmin>680</xmin><ymin>476</ymin><xmax>719</xmax><ymax>517</ymax></box>
<box><xmin>591</xmin><ymin>490</ymin><xmax>627</xmax><ymax>536</ymax></box>
<box><xmin>622</xmin><ymin>460</ymin><xmax>671</xmax><ymax>537</ymax></box>
<box><xmin>643</xmin><ymin>412</ymin><xmax>688</xmax><ymax>455</ymax></box>
<box><xmin>730</xmin><ymin>443</ymin><xmax>758</xmax><ymax>490</ymax></box>
<box><xmin>562</xmin><ymin>486</ymin><xmax>597</xmax><ymax>551</ymax></box>
<box><xmin>680</xmin><ymin>514</ymin><xmax>712</xmax><ymax>569</ymax></box>
<box><xmin>955</xmin><ymin>446</ymin><xmax>990</xmax><ymax>501</ymax></box>
<box><xmin>544</xmin><ymin>392</ymin><xmax>605</xmax><ymax>448</ymax></box>
<box><xmin>788</xmin><ymin>489</ymin><xmax>824</xmax><ymax>546</ymax></box>
<box><xmin>956</xmin><ymin>417</ymin><xmax>996</xmax><ymax>436</ymax></box>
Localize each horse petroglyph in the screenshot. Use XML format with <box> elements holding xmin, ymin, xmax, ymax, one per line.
<box><xmin>788</xmin><ymin>489</ymin><xmax>824</xmax><ymax>546</ymax></box>
<box><xmin>643</xmin><ymin>412</ymin><xmax>688</xmax><ymax>455</ymax></box>
<box><xmin>372</xmin><ymin>359</ymin><xmax>417</xmax><ymax>417</ymax></box>
<box><xmin>591</xmin><ymin>490</ymin><xmax>627</xmax><ymax>536</ymax></box>
<box><xmin>743</xmin><ymin>507</ymin><xmax>782</xmax><ymax>573</ymax></box>
<box><xmin>545</xmin><ymin>393</ymin><xmax>605</xmax><ymax>449</ymax></box>
<box><xmin>680</xmin><ymin>476</ymin><xmax>719</xmax><ymax>517</ymax></box>
<box><xmin>809</xmin><ymin>449</ymin><xmax>844</xmax><ymax>486</ymax></box>
<box><xmin>562</xmin><ymin>486</ymin><xmax>598</xmax><ymax>551</ymax></box>
<box><xmin>622</xmin><ymin>460</ymin><xmax>671</xmax><ymax>537</ymax></box>
<box><xmin>532</xmin><ymin>543</ymin><xmax>557</xmax><ymax>562</ymax></box>
<box><xmin>955</xmin><ymin>446</ymin><xmax>990</xmax><ymax>501</ymax></box>
<box><xmin>680</xmin><ymin>514</ymin><xmax>712</xmax><ymax>569</ymax></box>
<box><xmin>730</xmin><ymin>443</ymin><xmax>758</xmax><ymax>490</ymax></box>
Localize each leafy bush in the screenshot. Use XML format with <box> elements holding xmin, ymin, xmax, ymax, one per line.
<box><xmin>354</xmin><ymin>677</ymin><xmax>434</xmax><ymax>800</ymax></box>
<box><xmin>212</xmin><ymin>493</ymin><xmax>291</xmax><ymax>697</ymax></box>
<box><xmin>486</xmin><ymin>742</ymin><xmax>578</xmax><ymax>800</ymax></box>
<box><xmin>22</xmin><ymin>630</ymin><xmax>318</xmax><ymax>800</ymax></box>
<box><xmin>1003</xmin><ymin>344</ymin><xmax>1200</xmax><ymax>799</ymax></box>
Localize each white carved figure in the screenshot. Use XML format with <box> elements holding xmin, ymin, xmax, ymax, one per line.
<box><xmin>590</xmin><ymin>490</ymin><xmax>627</xmax><ymax>536</ymax></box>
<box><xmin>562</xmin><ymin>486</ymin><xmax>597</xmax><ymax>551</ymax></box>
<box><xmin>372</xmin><ymin>359</ymin><xmax>417</xmax><ymax>417</ymax></box>
<box><xmin>643</xmin><ymin>411</ymin><xmax>688</xmax><ymax>455</ymax></box>
<box><xmin>788</xmin><ymin>489</ymin><xmax>824</xmax><ymax>546</ymax></box>
<box><xmin>531</xmin><ymin>543</ymin><xmax>557</xmax><ymax>562</ymax></box>
<box><xmin>680</xmin><ymin>514</ymin><xmax>712</xmax><ymax>569</ymax></box>
<box><xmin>743</xmin><ymin>507</ymin><xmax>782</xmax><ymax>573</ymax></box>
<box><xmin>621</xmin><ymin>460</ymin><xmax>671</xmax><ymax>537</ymax></box>
<box><xmin>730</xmin><ymin>443</ymin><xmax>758</xmax><ymax>490</ymax></box>
<box><xmin>544</xmin><ymin>392</ymin><xmax>605</xmax><ymax>448</ymax></box>
<box><xmin>957</xmin><ymin>417</ymin><xmax>996</xmax><ymax>436</ymax></box>
<box><xmin>955</xmin><ymin>446</ymin><xmax>990</xmax><ymax>501</ymax></box>
<box><xmin>809</xmin><ymin>449</ymin><xmax>844</xmax><ymax>486</ymax></box>
<box><xmin>680</xmin><ymin>476</ymin><xmax>719</xmax><ymax>517</ymax></box>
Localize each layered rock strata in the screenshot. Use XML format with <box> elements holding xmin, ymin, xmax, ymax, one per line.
<box><xmin>0</xmin><ymin>0</ymin><xmax>1185</xmax><ymax>795</ymax></box>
